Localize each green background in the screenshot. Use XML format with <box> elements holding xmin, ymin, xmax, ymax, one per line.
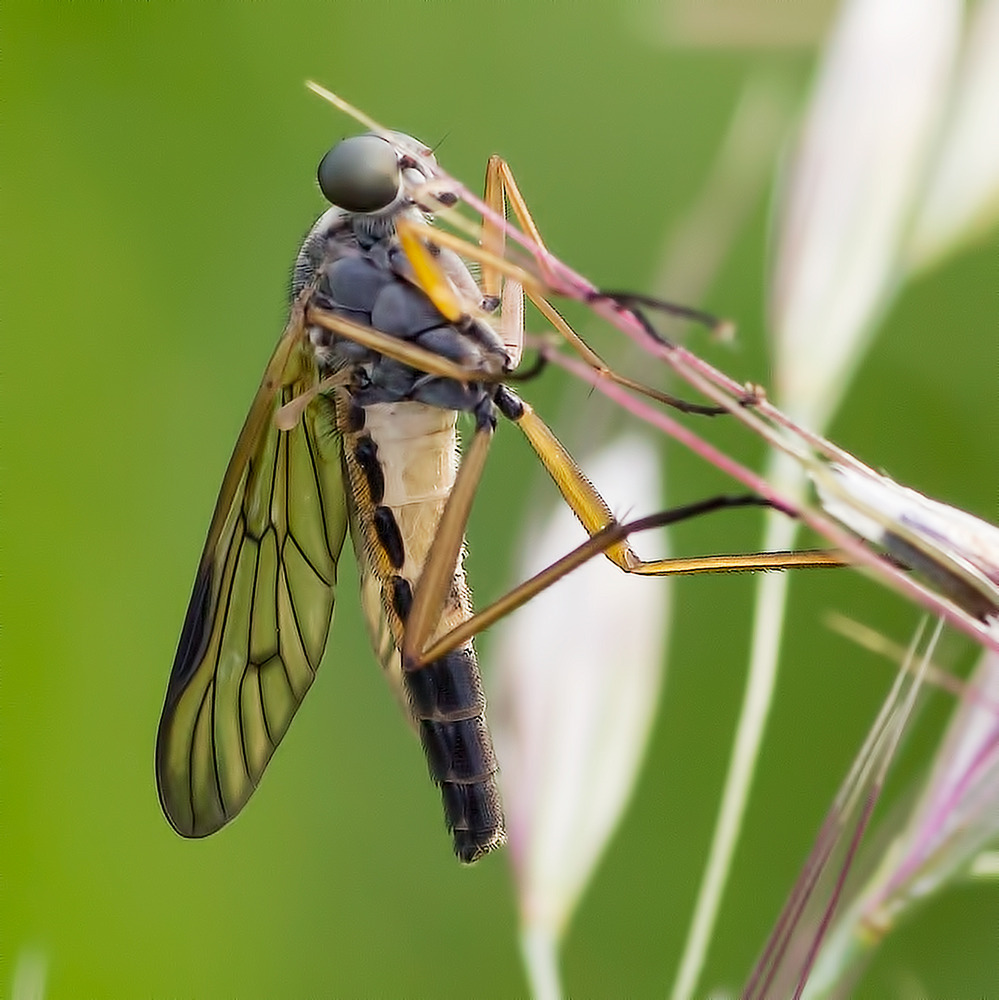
<box><xmin>5</xmin><ymin>2</ymin><xmax>997</xmax><ymax>997</ymax></box>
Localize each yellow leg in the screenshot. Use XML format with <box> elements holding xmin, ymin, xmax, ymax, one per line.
<box><xmin>412</xmin><ymin>156</ymin><xmax>730</xmax><ymax>415</ymax></box>
<box><xmin>401</xmin><ymin>408</ymin><xmax>496</xmax><ymax>671</ymax></box>
<box><xmin>403</xmin><ymin>386</ymin><xmax>843</xmax><ymax>669</ymax></box>
<box><xmin>305</xmin><ymin>301</ymin><xmax>501</xmax><ymax>382</ymax></box>
<box><xmin>508</xmin><ymin>395</ymin><xmax>843</xmax><ymax>576</ymax></box>
<box><xmin>350</xmin><ymin>199</ymin><xmax>845</xmax><ymax>669</ymax></box>
<box><xmin>416</xmin><ymin>503</ymin><xmax>799</xmax><ymax>665</ymax></box>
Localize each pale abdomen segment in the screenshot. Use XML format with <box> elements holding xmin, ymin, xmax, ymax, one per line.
<box><xmin>339</xmin><ymin>396</ymin><xmax>505</xmax><ymax>862</ymax></box>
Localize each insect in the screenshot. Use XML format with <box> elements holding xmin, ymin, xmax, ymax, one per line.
<box><xmin>156</xmin><ymin>99</ymin><xmax>842</xmax><ymax>863</ymax></box>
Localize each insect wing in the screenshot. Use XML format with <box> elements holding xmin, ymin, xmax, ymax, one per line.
<box><xmin>156</xmin><ymin>304</ymin><xmax>348</xmax><ymax>837</ymax></box>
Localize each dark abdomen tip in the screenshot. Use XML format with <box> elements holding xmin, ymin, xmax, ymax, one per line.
<box><xmin>405</xmin><ymin>646</ymin><xmax>505</xmax><ymax>863</ymax></box>
<box><xmin>442</xmin><ymin>779</ymin><xmax>506</xmax><ymax>864</ymax></box>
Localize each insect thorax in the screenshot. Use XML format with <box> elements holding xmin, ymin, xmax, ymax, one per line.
<box><xmin>293</xmin><ymin>206</ymin><xmax>509</xmax><ymax>413</ymax></box>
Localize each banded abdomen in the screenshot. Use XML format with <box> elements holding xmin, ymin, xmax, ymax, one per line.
<box><xmin>337</xmin><ymin>393</ymin><xmax>505</xmax><ymax>862</ymax></box>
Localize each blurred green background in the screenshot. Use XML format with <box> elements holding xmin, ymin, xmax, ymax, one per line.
<box><xmin>5</xmin><ymin>2</ymin><xmax>997</xmax><ymax>997</ymax></box>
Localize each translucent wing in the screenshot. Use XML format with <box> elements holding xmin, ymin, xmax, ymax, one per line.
<box><xmin>156</xmin><ymin>299</ymin><xmax>349</xmax><ymax>837</ymax></box>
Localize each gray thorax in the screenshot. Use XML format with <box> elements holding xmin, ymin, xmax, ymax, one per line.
<box><xmin>294</xmin><ymin>207</ymin><xmax>510</xmax><ymax>413</ymax></box>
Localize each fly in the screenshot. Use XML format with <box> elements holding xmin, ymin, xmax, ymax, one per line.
<box><xmin>156</xmin><ymin>97</ymin><xmax>843</xmax><ymax>863</ymax></box>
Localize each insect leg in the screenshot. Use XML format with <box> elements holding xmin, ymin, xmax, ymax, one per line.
<box><xmin>306</xmin><ymin>304</ymin><xmax>485</xmax><ymax>381</ymax></box>
<box><xmin>396</xmin><ymin>220</ymin><xmax>728</xmax><ymax>416</ymax></box>
<box><xmin>415</xmin><ymin>158</ymin><xmax>730</xmax><ymax>414</ymax></box>
<box><xmin>417</xmin><ymin>500</ymin><xmax>787</xmax><ymax>665</ymax></box>
<box><xmin>505</xmin><ymin>389</ymin><xmax>844</xmax><ymax>577</ymax></box>
<box><xmin>527</xmin><ymin>293</ymin><xmax>727</xmax><ymax>416</ymax></box>
<box><xmin>484</xmin><ymin>156</ymin><xmax>730</xmax><ymax>335</ymax></box>
<box><xmin>406</xmin><ymin>387</ymin><xmax>844</xmax><ymax>667</ymax></box>
<box><xmin>486</xmin><ymin>157</ymin><xmax>724</xmax><ymax>411</ymax></box>
<box><xmin>401</xmin><ymin>400</ymin><xmax>496</xmax><ymax>671</ymax></box>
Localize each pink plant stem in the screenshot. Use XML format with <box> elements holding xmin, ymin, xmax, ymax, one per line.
<box><xmin>745</xmin><ymin>804</ymin><xmax>844</xmax><ymax>999</ymax></box>
<box><xmin>431</xmin><ymin>168</ymin><xmax>999</xmax><ymax>655</ymax></box>
<box><xmin>447</xmin><ymin>171</ymin><xmax>883</xmax><ymax>469</ymax></box>
<box><xmin>543</xmin><ymin>351</ymin><xmax>787</xmax><ymax>506</ymax></box>
<box><xmin>875</xmin><ymin>723</ymin><xmax>999</xmax><ymax>906</ymax></box>
<box><xmin>792</xmin><ymin>786</ymin><xmax>882</xmax><ymax>1000</ymax></box>
<box><xmin>543</xmin><ymin>349</ymin><xmax>999</xmax><ymax>656</ymax></box>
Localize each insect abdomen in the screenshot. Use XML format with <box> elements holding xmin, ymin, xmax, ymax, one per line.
<box><xmin>339</xmin><ymin>397</ymin><xmax>505</xmax><ymax>861</ymax></box>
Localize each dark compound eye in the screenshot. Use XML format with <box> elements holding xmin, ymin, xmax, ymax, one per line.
<box><xmin>317</xmin><ymin>134</ymin><xmax>401</xmax><ymax>213</ymax></box>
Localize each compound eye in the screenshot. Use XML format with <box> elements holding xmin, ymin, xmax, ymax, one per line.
<box><xmin>317</xmin><ymin>135</ymin><xmax>401</xmax><ymax>213</ymax></box>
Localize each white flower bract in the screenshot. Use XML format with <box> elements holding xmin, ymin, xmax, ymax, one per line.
<box><xmin>489</xmin><ymin>435</ymin><xmax>670</xmax><ymax>939</ymax></box>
